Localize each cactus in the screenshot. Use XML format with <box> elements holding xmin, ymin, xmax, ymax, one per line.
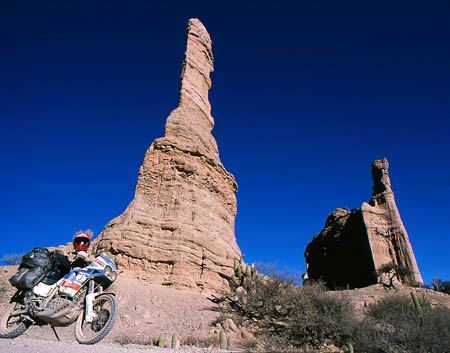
<box><xmin>433</xmin><ymin>277</ymin><xmax>439</xmax><ymax>291</ymax></box>
<box><xmin>226</xmin><ymin>336</ymin><xmax>233</xmax><ymax>350</ymax></box>
<box><xmin>410</xmin><ymin>291</ymin><xmax>424</xmax><ymax>326</ymax></box>
<box><xmin>232</xmin><ymin>258</ymin><xmax>256</xmax><ymax>289</ymax></box>
<box><xmin>236</xmin><ymin>264</ymin><xmax>242</xmax><ymax>279</ymax></box>
<box><xmin>233</xmin><ymin>259</ymin><xmax>239</xmax><ymax>273</ymax></box>
<box><xmin>231</xmin><ymin>274</ymin><xmax>240</xmax><ymax>286</ymax></box>
<box><xmin>171</xmin><ymin>333</ymin><xmax>177</xmax><ymax>349</ymax></box>
<box><xmin>157</xmin><ymin>335</ymin><xmax>165</xmax><ymax>348</ymax></box>
<box><xmin>219</xmin><ymin>331</ymin><xmax>225</xmax><ymax>349</ymax></box>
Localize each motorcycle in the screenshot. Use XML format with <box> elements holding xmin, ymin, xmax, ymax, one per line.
<box><xmin>0</xmin><ymin>252</ymin><xmax>118</xmax><ymax>344</ymax></box>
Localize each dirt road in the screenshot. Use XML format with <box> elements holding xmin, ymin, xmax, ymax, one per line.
<box><xmin>0</xmin><ymin>337</ymin><xmax>219</xmax><ymax>353</ymax></box>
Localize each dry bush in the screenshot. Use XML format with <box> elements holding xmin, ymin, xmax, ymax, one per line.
<box><xmin>0</xmin><ymin>253</ymin><xmax>23</xmax><ymax>265</ymax></box>
<box><xmin>238</xmin><ymin>337</ymin><xmax>259</xmax><ymax>352</ymax></box>
<box><xmin>353</xmin><ymin>294</ymin><xmax>450</xmax><ymax>353</ymax></box>
<box><xmin>288</xmin><ymin>282</ymin><xmax>354</xmax><ymax>348</ymax></box>
<box><xmin>114</xmin><ymin>335</ymin><xmax>134</xmax><ymax>346</ymax></box>
<box><xmin>377</xmin><ymin>262</ymin><xmax>413</xmax><ymax>288</ymax></box>
<box><xmin>433</xmin><ymin>278</ymin><xmax>450</xmax><ymax>295</ymax></box>
<box><xmin>214</xmin><ymin>266</ymin><xmax>355</xmax><ymax>350</ymax></box>
<box><xmin>182</xmin><ymin>335</ymin><xmax>216</xmax><ymax>348</ymax></box>
<box><xmin>113</xmin><ymin>335</ymin><xmax>153</xmax><ymax>346</ymax></box>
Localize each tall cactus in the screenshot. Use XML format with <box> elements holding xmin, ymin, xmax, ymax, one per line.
<box><xmin>219</xmin><ymin>331</ymin><xmax>225</xmax><ymax>349</ymax></box>
<box><xmin>232</xmin><ymin>258</ymin><xmax>255</xmax><ymax>289</ymax></box>
<box><xmin>171</xmin><ymin>333</ymin><xmax>177</xmax><ymax>349</ymax></box>
<box><xmin>227</xmin><ymin>336</ymin><xmax>233</xmax><ymax>350</ymax></box>
<box><xmin>432</xmin><ymin>277</ymin><xmax>439</xmax><ymax>291</ymax></box>
<box><xmin>410</xmin><ymin>291</ymin><xmax>424</xmax><ymax>326</ymax></box>
<box><xmin>157</xmin><ymin>335</ymin><xmax>165</xmax><ymax>348</ymax></box>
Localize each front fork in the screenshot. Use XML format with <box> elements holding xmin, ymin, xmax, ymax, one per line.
<box><xmin>84</xmin><ymin>280</ymin><xmax>102</xmax><ymax>323</ymax></box>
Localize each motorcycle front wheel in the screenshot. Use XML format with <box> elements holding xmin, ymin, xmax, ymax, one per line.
<box><xmin>0</xmin><ymin>302</ymin><xmax>30</xmax><ymax>339</ymax></box>
<box><xmin>74</xmin><ymin>293</ymin><xmax>118</xmax><ymax>345</ymax></box>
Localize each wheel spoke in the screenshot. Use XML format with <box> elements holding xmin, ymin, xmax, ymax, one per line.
<box><xmin>75</xmin><ymin>294</ymin><xmax>118</xmax><ymax>344</ymax></box>
<box><xmin>0</xmin><ymin>302</ymin><xmax>29</xmax><ymax>338</ymax></box>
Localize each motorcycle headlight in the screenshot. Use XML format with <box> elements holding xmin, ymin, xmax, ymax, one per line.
<box><xmin>104</xmin><ymin>265</ymin><xmax>117</xmax><ymax>282</ymax></box>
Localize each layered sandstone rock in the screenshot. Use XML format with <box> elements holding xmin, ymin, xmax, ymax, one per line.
<box><xmin>305</xmin><ymin>158</ymin><xmax>423</xmax><ymax>288</ymax></box>
<box><xmin>93</xmin><ymin>18</ymin><xmax>242</xmax><ymax>292</ymax></box>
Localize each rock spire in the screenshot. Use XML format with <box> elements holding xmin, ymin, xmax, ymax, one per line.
<box><xmin>304</xmin><ymin>158</ymin><xmax>423</xmax><ymax>288</ymax></box>
<box><xmin>362</xmin><ymin>158</ymin><xmax>423</xmax><ymax>284</ymax></box>
<box><xmin>93</xmin><ymin>18</ymin><xmax>242</xmax><ymax>292</ymax></box>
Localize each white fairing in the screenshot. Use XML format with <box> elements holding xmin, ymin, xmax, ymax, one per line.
<box><xmin>33</xmin><ymin>282</ymin><xmax>55</xmax><ymax>297</ymax></box>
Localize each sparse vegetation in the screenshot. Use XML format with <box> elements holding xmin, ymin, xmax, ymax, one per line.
<box><xmin>377</xmin><ymin>262</ymin><xmax>413</xmax><ymax>288</ymax></box>
<box><xmin>353</xmin><ymin>293</ymin><xmax>450</xmax><ymax>353</ymax></box>
<box><xmin>432</xmin><ymin>277</ymin><xmax>450</xmax><ymax>295</ymax></box>
<box><xmin>212</xmin><ymin>264</ymin><xmax>450</xmax><ymax>352</ymax></box>
<box><xmin>213</xmin><ymin>265</ymin><xmax>355</xmax><ymax>351</ymax></box>
<box><xmin>114</xmin><ymin>333</ymin><xmax>178</xmax><ymax>348</ymax></box>
<box><xmin>114</xmin><ymin>335</ymin><xmax>154</xmax><ymax>346</ymax></box>
<box><xmin>0</xmin><ymin>253</ymin><xmax>23</xmax><ymax>266</ymax></box>
<box><xmin>182</xmin><ymin>335</ymin><xmax>216</xmax><ymax>348</ymax></box>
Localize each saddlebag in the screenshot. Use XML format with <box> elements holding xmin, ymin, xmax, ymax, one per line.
<box><xmin>9</xmin><ymin>248</ymin><xmax>52</xmax><ymax>289</ymax></box>
<box><xmin>9</xmin><ymin>267</ymin><xmax>45</xmax><ymax>289</ymax></box>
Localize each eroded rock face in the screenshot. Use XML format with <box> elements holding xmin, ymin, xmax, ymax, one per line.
<box><xmin>93</xmin><ymin>18</ymin><xmax>242</xmax><ymax>292</ymax></box>
<box><xmin>305</xmin><ymin>158</ymin><xmax>423</xmax><ymax>288</ymax></box>
<box><xmin>362</xmin><ymin>158</ymin><xmax>423</xmax><ymax>285</ymax></box>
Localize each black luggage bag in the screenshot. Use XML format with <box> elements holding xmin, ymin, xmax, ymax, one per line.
<box><xmin>9</xmin><ymin>267</ymin><xmax>46</xmax><ymax>289</ymax></box>
<box><xmin>9</xmin><ymin>248</ymin><xmax>52</xmax><ymax>289</ymax></box>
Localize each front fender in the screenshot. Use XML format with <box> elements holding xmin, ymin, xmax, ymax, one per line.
<box><xmin>95</xmin><ymin>291</ymin><xmax>115</xmax><ymax>297</ymax></box>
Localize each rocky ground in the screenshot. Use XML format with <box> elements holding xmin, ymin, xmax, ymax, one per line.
<box><xmin>0</xmin><ymin>266</ymin><xmax>245</xmax><ymax>352</ymax></box>
<box><xmin>1</xmin><ymin>265</ymin><xmax>450</xmax><ymax>353</ymax></box>
<box><xmin>0</xmin><ymin>337</ymin><xmax>226</xmax><ymax>353</ymax></box>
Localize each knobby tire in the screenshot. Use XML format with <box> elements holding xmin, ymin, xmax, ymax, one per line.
<box><xmin>74</xmin><ymin>293</ymin><xmax>118</xmax><ymax>345</ymax></box>
<box><xmin>0</xmin><ymin>302</ymin><xmax>29</xmax><ymax>339</ymax></box>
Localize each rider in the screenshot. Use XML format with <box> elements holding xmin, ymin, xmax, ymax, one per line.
<box><xmin>42</xmin><ymin>230</ymin><xmax>94</xmax><ymax>285</ymax></box>
<box><xmin>70</xmin><ymin>230</ymin><xmax>93</xmax><ymax>268</ymax></box>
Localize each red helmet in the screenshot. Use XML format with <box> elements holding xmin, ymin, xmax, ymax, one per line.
<box><xmin>73</xmin><ymin>232</ymin><xmax>91</xmax><ymax>251</ymax></box>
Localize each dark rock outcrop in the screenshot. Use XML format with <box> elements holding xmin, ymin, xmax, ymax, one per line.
<box><xmin>305</xmin><ymin>158</ymin><xmax>423</xmax><ymax>289</ymax></box>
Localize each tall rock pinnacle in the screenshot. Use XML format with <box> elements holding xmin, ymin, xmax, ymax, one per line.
<box><xmin>362</xmin><ymin>158</ymin><xmax>423</xmax><ymax>284</ymax></box>
<box><xmin>164</xmin><ymin>18</ymin><xmax>219</xmax><ymax>160</ymax></box>
<box><xmin>93</xmin><ymin>18</ymin><xmax>242</xmax><ymax>292</ymax></box>
<box><xmin>305</xmin><ymin>158</ymin><xmax>423</xmax><ymax>288</ymax></box>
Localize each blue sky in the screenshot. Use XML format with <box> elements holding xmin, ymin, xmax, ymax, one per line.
<box><xmin>2</xmin><ymin>1</ymin><xmax>449</xmax><ymax>285</ymax></box>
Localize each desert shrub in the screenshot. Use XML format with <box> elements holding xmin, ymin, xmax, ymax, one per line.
<box><xmin>433</xmin><ymin>278</ymin><xmax>450</xmax><ymax>295</ymax></box>
<box><xmin>113</xmin><ymin>335</ymin><xmax>153</xmax><ymax>346</ymax></box>
<box><xmin>377</xmin><ymin>262</ymin><xmax>413</xmax><ymax>288</ymax></box>
<box><xmin>182</xmin><ymin>335</ymin><xmax>216</xmax><ymax>348</ymax></box>
<box><xmin>353</xmin><ymin>294</ymin><xmax>450</xmax><ymax>353</ymax></box>
<box><xmin>114</xmin><ymin>335</ymin><xmax>134</xmax><ymax>345</ymax></box>
<box><xmin>288</xmin><ymin>283</ymin><xmax>354</xmax><ymax>347</ymax></box>
<box><xmin>0</xmin><ymin>253</ymin><xmax>23</xmax><ymax>265</ymax></box>
<box><xmin>215</xmin><ymin>266</ymin><xmax>355</xmax><ymax>350</ymax></box>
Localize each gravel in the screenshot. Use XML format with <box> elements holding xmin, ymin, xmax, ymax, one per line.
<box><xmin>0</xmin><ymin>337</ymin><xmax>227</xmax><ymax>353</ymax></box>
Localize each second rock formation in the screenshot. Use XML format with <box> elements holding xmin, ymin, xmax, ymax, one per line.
<box><xmin>304</xmin><ymin>158</ymin><xmax>423</xmax><ymax>288</ymax></box>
